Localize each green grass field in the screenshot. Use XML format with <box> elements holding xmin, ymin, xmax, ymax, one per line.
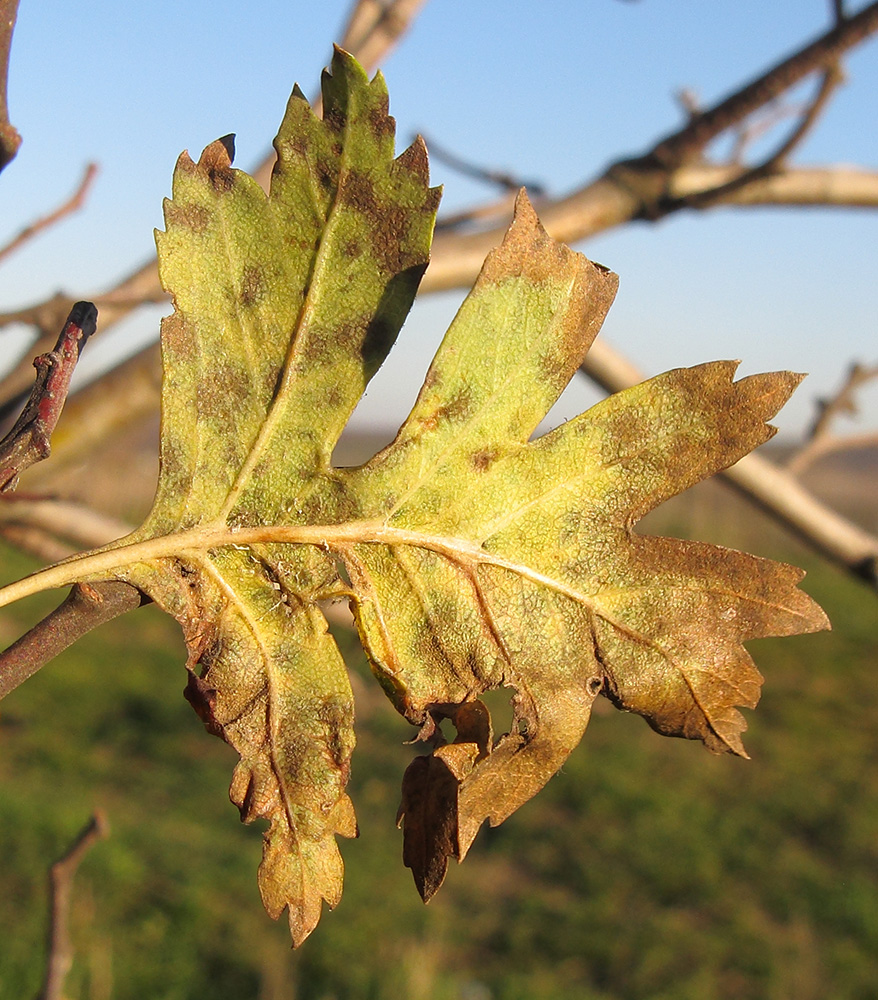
<box><xmin>1</xmin><ymin>483</ymin><xmax>876</xmax><ymax>1000</ymax></box>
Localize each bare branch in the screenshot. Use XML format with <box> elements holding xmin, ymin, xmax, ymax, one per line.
<box><xmin>788</xmin><ymin>362</ymin><xmax>878</xmax><ymax>473</ymax></box>
<box><xmin>807</xmin><ymin>362</ymin><xmax>878</xmax><ymax>440</ymax></box>
<box><xmin>672</xmin><ymin>63</ymin><xmax>844</xmax><ymax>211</ymax></box>
<box><xmin>36</xmin><ymin>812</ymin><xmax>110</xmax><ymax>1000</ymax></box>
<box><xmin>0</xmin><ymin>0</ymin><xmax>20</xmax><ymax>173</ymax></box>
<box><xmin>1</xmin><ymin>581</ymin><xmax>145</xmax><ymax>702</ymax></box>
<box><xmin>4</xmin><ymin>1</ymin><xmax>875</xmax><ymax>361</ymax></box>
<box><xmin>787</xmin><ymin>430</ymin><xmax>878</xmax><ymax>474</ymax></box>
<box><xmin>0</xmin><ymin>163</ymin><xmax>98</xmax><ymax>265</ymax></box>
<box><xmin>0</xmin><ymin>303</ymin><xmax>97</xmax><ymax>490</ymax></box>
<box><xmin>434</xmin><ymin>191</ymin><xmax>518</xmax><ymax>232</ymax></box>
<box><xmin>0</xmin><ymin>522</ymin><xmax>76</xmax><ymax>563</ymax></box>
<box><xmin>423</xmin><ymin>161</ymin><xmax>878</xmax><ymax>292</ymax></box>
<box><xmin>647</xmin><ymin>0</ymin><xmax>878</xmax><ymax>168</ymax></box>
<box><xmin>337</xmin><ymin>0</ymin><xmax>429</xmax><ymax>79</ymax></box>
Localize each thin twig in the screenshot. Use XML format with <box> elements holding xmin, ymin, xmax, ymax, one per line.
<box><xmin>334</xmin><ymin>0</ymin><xmax>429</xmax><ymax>96</ymax></box>
<box><xmin>786</xmin><ymin>430</ymin><xmax>878</xmax><ymax>474</ymax></box>
<box><xmin>0</xmin><ymin>163</ymin><xmax>98</xmax><ymax>265</ymax></box>
<box><xmin>728</xmin><ymin>101</ymin><xmax>807</xmax><ymax>164</ymax></box>
<box><xmin>36</xmin><ymin>812</ymin><xmax>110</xmax><ymax>1000</ymax></box>
<box><xmin>0</xmin><ymin>581</ymin><xmax>146</xmax><ymax>702</ymax></box>
<box><xmin>0</xmin><ymin>522</ymin><xmax>76</xmax><ymax>564</ymax></box>
<box><xmin>647</xmin><ymin>0</ymin><xmax>878</xmax><ymax>169</ymax></box>
<box><xmin>0</xmin><ymin>302</ymin><xmax>97</xmax><ymax>491</ymax></box>
<box><xmin>807</xmin><ymin>361</ymin><xmax>878</xmax><ymax>441</ymax></box>
<box><xmin>0</xmin><ymin>0</ymin><xmax>20</xmax><ymax>173</ymax></box>
<box><xmin>787</xmin><ymin>362</ymin><xmax>878</xmax><ymax>474</ymax></box>
<box><xmin>434</xmin><ymin>191</ymin><xmax>518</xmax><ymax>231</ymax></box>
<box><xmin>672</xmin><ymin>63</ymin><xmax>844</xmax><ymax>210</ymax></box>
<box><xmin>0</xmin><ymin>292</ymin><xmax>164</xmax><ymax>425</ymax></box>
<box><xmin>423</xmin><ymin>5</ymin><xmax>878</xmax><ymax>290</ymax></box>
<box><xmin>19</xmin><ymin>340</ymin><xmax>161</xmax><ymax>490</ymax></box>
<box><xmin>420</xmin><ymin>131</ymin><xmax>547</xmax><ymax>196</ymax></box>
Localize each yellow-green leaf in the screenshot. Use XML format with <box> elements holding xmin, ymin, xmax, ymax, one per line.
<box><xmin>0</xmin><ymin>49</ymin><xmax>828</xmax><ymax>941</ymax></box>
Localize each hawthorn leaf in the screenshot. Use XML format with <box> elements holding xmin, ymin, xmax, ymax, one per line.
<box><xmin>0</xmin><ymin>50</ymin><xmax>829</xmax><ymax>940</ymax></box>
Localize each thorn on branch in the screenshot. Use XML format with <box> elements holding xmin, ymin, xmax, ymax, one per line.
<box><xmin>0</xmin><ymin>301</ymin><xmax>97</xmax><ymax>492</ymax></box>
<box><xmin>36</xmin><ymin>811</ymin><xmax>110</xmax><ymax>1000</ymax></box>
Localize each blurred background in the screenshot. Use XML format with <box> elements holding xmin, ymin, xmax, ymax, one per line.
<box><xmin>1</xmin><ymin>2</ymin><xmax>876</xmax><ymax>998</ymax></box>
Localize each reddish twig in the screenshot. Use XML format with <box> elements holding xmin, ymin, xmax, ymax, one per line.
<box><xmin>36</xmin><ymin>811</ymin><xmax>110</xmax><ymax>1000</ymax></box>
<box><xmin>0</xmin><ymin>302</ymin><xmax>97</xmax><ymax>491</ymax></box>
<box><xmin>0</xmin><ymin>163</ymin><xmax>98</xmax><ymax>265</ymax></box>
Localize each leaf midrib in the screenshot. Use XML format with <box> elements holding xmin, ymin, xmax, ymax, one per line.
<box><xmin>0</xmin><ymin>520</ymin><xmax>672</xmax><ymax>660</ymax></box>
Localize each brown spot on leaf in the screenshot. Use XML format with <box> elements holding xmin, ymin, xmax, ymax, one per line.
<box><xmin>343</xmin><ymin>169</ymin><xmax>378</xmax><ymax>216</ymax></box>
<box><xmin>368</xmin><ymin>102</ymin><xmax>394</xmax><ymax>139</ymax></box>
<box><xmin>419</xmin><ymin>386</ymin><xmax>474</xmax><ymax>431</ymax></box>
<box><xmin>471</xmin><ymin>449</ymin><xmax>499</xmax><ymax>472</ymax></box>
<box><xmin>164</xmin><ymin>201</ymin><xmax>212</xmax><ymax>233</ymax></box>
<box><xmin>208</xmin><ymin>166</ymin><xmax>234</xmax><ymax>194</ymax></box>
<box><xmin>197</xmin><ymin>362</ymin><xmax>253</xmax><ymax>425</ymax></box>
<box><xmin>316</xmin><ymin>158</ymin><xmax>335</xmax><ymax>192</ymax></box>
<box><xmin>240</xmin><ymin>265</ymin><xmax>265</xmax><ymax>307</ymax></box>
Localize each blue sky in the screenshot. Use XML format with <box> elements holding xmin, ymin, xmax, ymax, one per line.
<box><xmin>1</xmin><ymin>1</ymin><xmax>876</xmax><ymax>440</ymax></box>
